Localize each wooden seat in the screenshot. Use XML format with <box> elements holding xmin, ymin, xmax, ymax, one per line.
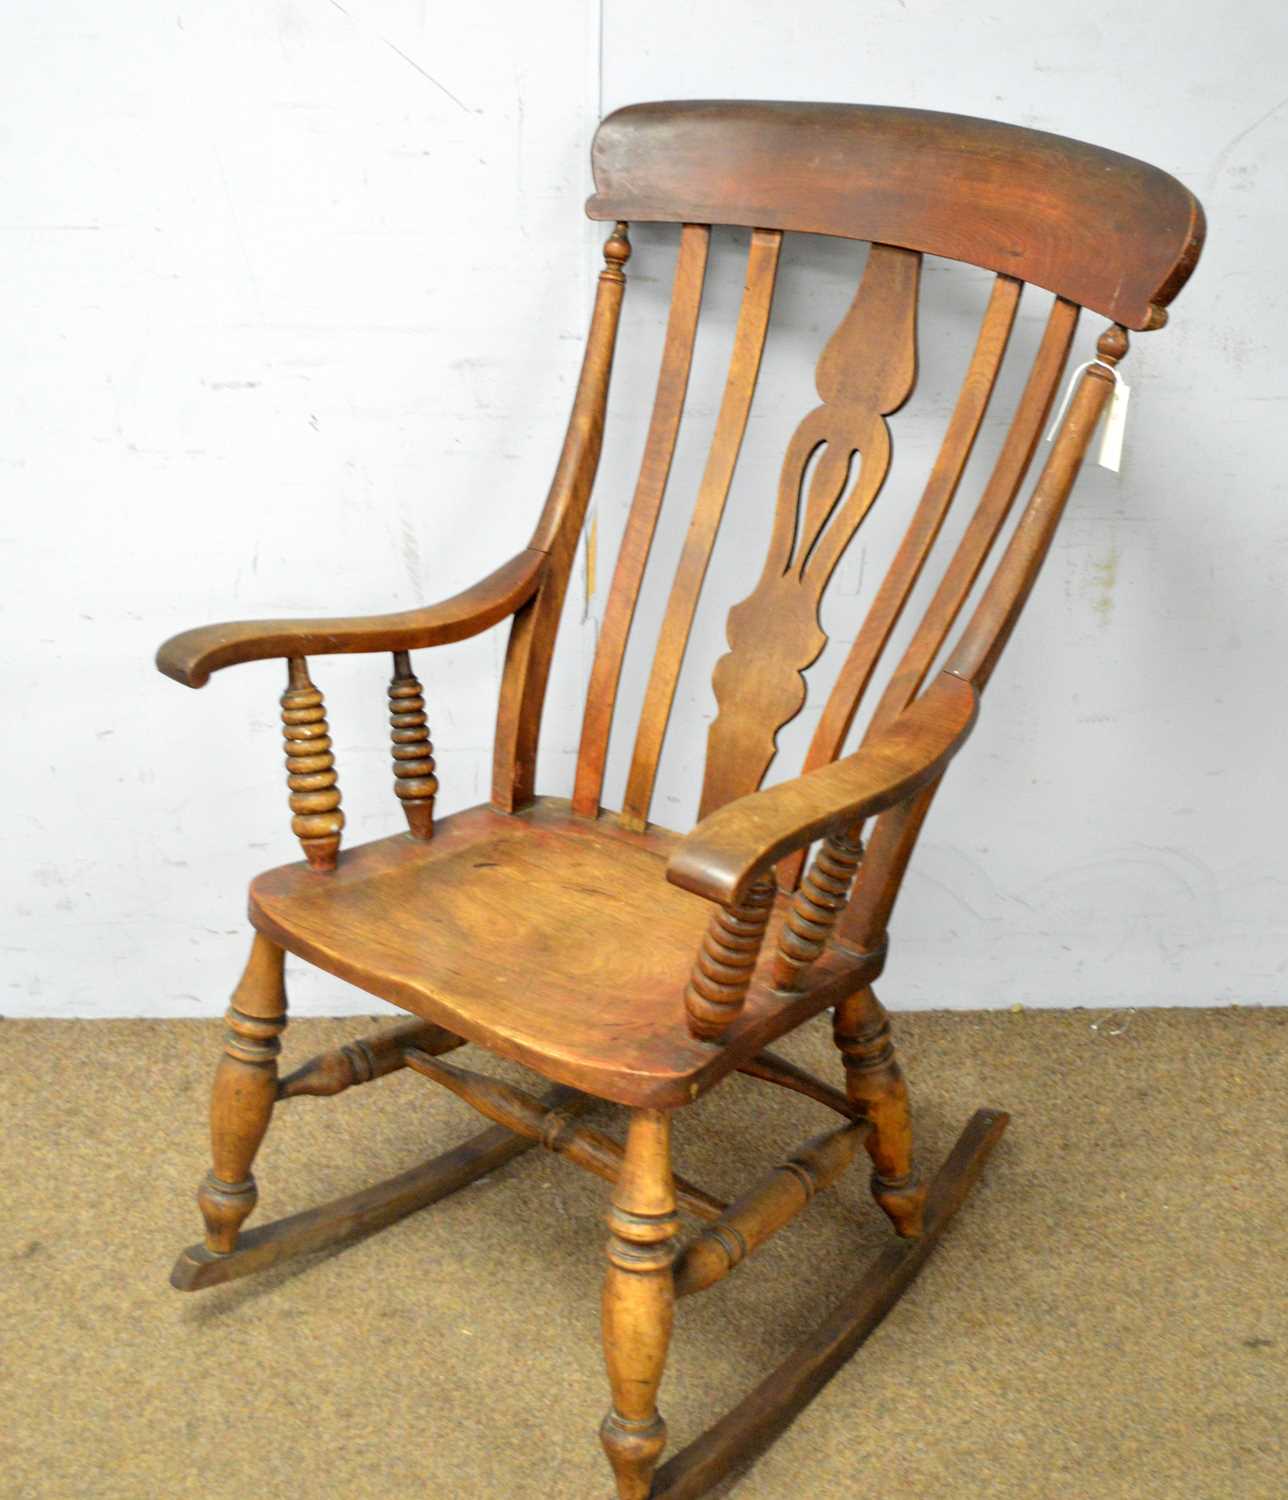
<box><xmin>250</xmin><ymin>798</ymin><xmax>881</xmax><ymax>1108</ymax></box>
<box><xmin>155</xmin><ymin>100</ymin><xmax>1204</xmax><ymax>1500</ymax></box>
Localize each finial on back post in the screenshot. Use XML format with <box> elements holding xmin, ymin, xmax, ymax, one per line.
<box><xmin>601</xmin><ymin>221</ymin><xmax>631</xmax><ymax>283</ymax></box>
<box><xmin>1097</xmin><ymin>323</ymin><xmax>1130</xmax><ymax>367</ymax></box>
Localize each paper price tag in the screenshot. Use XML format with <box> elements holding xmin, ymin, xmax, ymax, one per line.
<box><xmin>1097</xmin><ymin>377</ymin><xmax>1131</xmax><ymax>473</ymax></box>
<box><xmin>1045</xmin><ymin>358</ymin><xmax>1131</xmax><ymax>472</ymax></box>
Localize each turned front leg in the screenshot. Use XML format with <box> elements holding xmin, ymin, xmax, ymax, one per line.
<box><xmin>601</xmin><ymin>1109</ymin><xmax>679</xmax><ymax>1500</ymax></box>
<box><xmin>834</xmin><ymin>986</ymin><xmax>926</xmax><ymax>1239</ymax></box>
<box><xmin>197</xmin><ymin>933</ymin><xmax>287</xmax><ymax>1254</ymax></box>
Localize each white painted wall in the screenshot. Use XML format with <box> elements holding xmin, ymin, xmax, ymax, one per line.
<box><xmin>2</xmin><ymin>1</ymin><xmax>602</xmax><ymax>1017</ymax></box>
<box><xmin>4</xmin><ymin>1</ymin><xmax>1284</xmax><ymax>1017</ymax></box>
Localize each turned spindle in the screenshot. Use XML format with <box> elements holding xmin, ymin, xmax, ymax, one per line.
<box><xmin>1097</xmin><ymin>322</ymin><xmax>1130</xmax><ymax>365</ymax></box>
<box><xmin>388</xmin><ymin>650</ymin><xmax>437</xmax><ymax>839</ymax></box>
<box><xmin>281</xmin><ymin>657</ymin><xmax>344</xmax><ymax>870</ymax></box>
<box><xmin>276</xmin><ymin>1020</ymin><xmax>463</xmax><ymax>1099</ymax></box>
<box><xmin>684</xmin><ymin>877</ymin><xmax>775</xmax><ymax>1040</ymax></box>
<box><xmin>772</xmin><ymin>825</ymin><xmax>864</xmax><ymax>990</ymax></box>
<box><xmin>601</xmin><ymin>220</ymin><xmax>631</xmax><ymax>284</ymax></box>
<box><xmin>834</xmin><ymin>985</ymin><xmax>926</xmax><ymax>1239</ymax></box>
<box><xmin>198</xmin><ymin>934</ymin><xmax>287</xmax><ymax>1255</ymax></box>
<box><xmin>600</xmin><ymin>1108</ymin><xmax>678</xmax><ymax>1500</ymax></box>
<box><xmin>403</xmin><ymin>1050</ymin><xmax>726</xmax><ymax>1223</ymax></box>
<box><xmin>673</xmin><ymin>1122</ymin><xmax>865</xmax><ymax>1297</ymax></box>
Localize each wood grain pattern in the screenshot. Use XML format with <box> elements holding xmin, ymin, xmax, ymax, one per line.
<box><xmin>573</xmin><ymin>224</ymin><xmax>710</xmax><ymax>818</ymax></box>
<box><xmin>492</xmin><ymin>224</ymin><xmax>632</xmax><ymax>813</ymax></box>
<box><xmin>600</xmin><ymin>1109</ymin><xmax>679</xmax><ymax>1500</ymax></box>
<box><xmin>620</xmin><ymin>227</ymin><xmax>782</xmax><ymax>831</ymax></box>
<box><xmin>156</xmin><ymin>548</ymin><xmax>545</xmax><ymax>689</ymax></box>
<box><xmin>870</xmin><ymin>296</ymin><xmax>1079</xmax><ymax>731</ymax></box>
<box><xmin>197</xmin><ymin>933</ymin><xmax>287</xmax><ymax>1255</ymax></box>
<box><xmin>588</xmin><ymin>101</ymin><xmax>1204</xmax><ymax>328</ymax></box>
<box><xmin>698</xmin><ymin>244</ymin><xmax>921</xmax><ymax>821</ymax></box>
<box><xmin>248</xmin><ymin>798</ymin><xmax>885</xmax><ymax>1109</ymax></box>
<box><xmin>802</xmin><ymin>274</ymin><xmax>1019</xmax><ymax>788</ymax></box>
<box><xmin>155</xmin><ymin>100</ymin><xmax>1204</xmax><ymax>1500</ymax></box>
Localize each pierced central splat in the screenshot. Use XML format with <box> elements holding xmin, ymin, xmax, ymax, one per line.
<box><xmin>698</xmin><ymin>244</ymin><xmax>921</xmax><ymax>819</ymax></box>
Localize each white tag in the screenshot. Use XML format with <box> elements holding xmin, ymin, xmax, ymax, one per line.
<box><xmin>1097</xmin><ymin>377</ymin><xmax>1131</xmax><ymax>473</ymax></box>
<box><xmin>1044</xmin><ymin>358</ymin><xmax>1130</xmax><ymax>473</ymax></box>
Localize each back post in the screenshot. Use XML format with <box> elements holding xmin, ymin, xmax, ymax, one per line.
<box><xmin>834</xmin><ymin>322</ymin><xmax>1131</xmax><ymax>959</ymax></box>
<box><xmin>492</xmin><ymin>222</ymin><xmax>632</xmax><ymax>813</ymax></box>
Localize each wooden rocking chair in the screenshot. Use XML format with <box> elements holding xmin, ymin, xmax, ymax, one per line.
<box><xmin>157</xmin><ymin>102</ymin><xmax>1204</xmax><ymax>1498</ymax></box>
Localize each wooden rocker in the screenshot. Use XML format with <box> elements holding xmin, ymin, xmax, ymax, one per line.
<box><xmin>156</xmin><ymin>102</ymin><xmax>1204</xmax><ymax>1497</ymax></box>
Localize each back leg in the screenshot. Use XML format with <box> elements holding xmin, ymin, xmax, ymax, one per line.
<box><xmin>197</xmin><ymin>932</ymin><xmax>287</xmax><ymax>1254</ymax></box>
<box><xmin>833</xmin><ymin>985</ymin><xmax>926</xmax><ymax>1238</ymax></box>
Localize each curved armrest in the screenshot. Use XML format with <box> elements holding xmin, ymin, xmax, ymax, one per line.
<box><xmin>667</xmin><ymin>673</ymin><xmax>979</xmax><ymax>905</ymax></box>
<box><xmin>156</xmin><ymin>549</ymin><xmax>546</xmax><ymax>688</ymax></box>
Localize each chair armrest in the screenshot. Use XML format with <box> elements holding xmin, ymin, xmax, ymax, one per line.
<box><xmin>156</xmin><ymin>549</ymin><xmax>546</xmax><ymax>688</ymax></box>
<box><xmin>667</xmin><ymin>673</ymin><xmax>979</xmax><ymax>905</ymax></box>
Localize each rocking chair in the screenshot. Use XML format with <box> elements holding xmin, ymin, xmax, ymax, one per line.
<box><xmin>156</xmin><ymin>101</ymin><xmax>1205</xmax><ymax>1499</ymax></box>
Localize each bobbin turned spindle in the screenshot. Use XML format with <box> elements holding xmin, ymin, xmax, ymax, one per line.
<box><xmin>388</xmin><ymin>650</ymin><xmax>438</xmax><ymax>839</ymax></box>
<box><xmin>684</xmin><ymin>876</ymin><xmax>775</xmax><ymax>1040</ymax></box>
<box><xmin>280</xmin><ymin>657</ymin><xmax>343</xmax><ymax>870</ymax></box>
<box><xmin>773</xmin><ymin>825</ymin><xmax>865</xmax><ymax>990</ymax></box>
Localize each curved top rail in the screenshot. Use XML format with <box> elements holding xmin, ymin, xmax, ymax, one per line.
<box><xmin>587</xmin><ymin>100</ymin><xmax>1204</xmax><ymax>329</ymax></box>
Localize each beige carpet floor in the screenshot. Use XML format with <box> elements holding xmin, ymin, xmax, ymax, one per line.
<box><xmin>1</xmin><ymin>1008</ymin><xmax>1284</xmax><ymax>1499</ymax></box>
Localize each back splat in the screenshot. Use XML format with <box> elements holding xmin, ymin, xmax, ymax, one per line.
<box><xmin>698</xmin><ymin>244</ymin><xmax>920</xmax><ymax>819</ymax></box>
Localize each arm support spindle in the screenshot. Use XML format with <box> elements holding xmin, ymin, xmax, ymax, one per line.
<box><xmin>388</xmin><ymin>651</ymin><xmax>438</xmax><ymax>839</ymax></box>
<box><xmin>281</xmin><ymin>657</ymin><xmax>344</xmax><ymax>871</ymax></box>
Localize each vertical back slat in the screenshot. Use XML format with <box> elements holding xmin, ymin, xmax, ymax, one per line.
<box><xmin>804</xmin><ymin>273</ymin><xmax>1022</xmax><ymax>778</ymax></box>
<box><xmin>946</xmin><ymin>326</ymin><xmax>1125</xmax><ymax>690</ymax></box>
<box><xmin>572</xmin><ymin>225</ymin><xmax>711</xmax><ymax>818</ymax></box>
<box><xmin>866</xmin><ymin>296</ymin><xmax>1079</xmax><ymax>735</ymax></box>
<box><xmin>619</xmin><ymin>227</ymin><xmax>783</xmax><ymax>831</ymax></box>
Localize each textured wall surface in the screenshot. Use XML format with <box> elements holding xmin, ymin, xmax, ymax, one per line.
<box><xmin>4</xmin><ymin>1</ymin><xmax>1284</xmax><ymax>1015</ymax></box>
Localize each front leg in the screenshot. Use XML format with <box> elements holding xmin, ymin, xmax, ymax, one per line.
<box><xmin>197</xmin><ymin>933</ymin><xmax>287</xmax><ymax>1254</ymax></box>
<box><xmin>834</xmin><ymin>985</ymin><xmax>926</xmax><ymax>1238</ymax></box>
<box><xmin>600</xmin><ymin>1108</ymin><xmax>679</xmax><ymax>1500</ymax></box>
